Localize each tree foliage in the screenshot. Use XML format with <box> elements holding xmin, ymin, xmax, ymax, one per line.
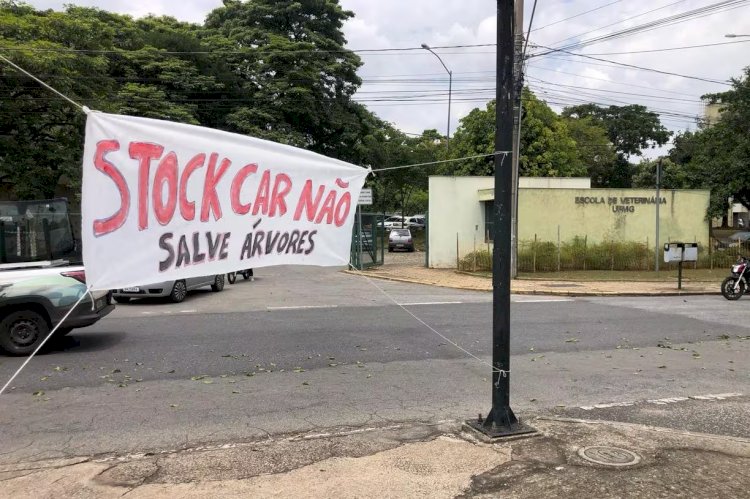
<box><xmin>561</xmin><ymin>103</ymin><xmax>672</xmax><ymax>157</ymax></box>
<box><xmin>631</xmin><ymin>158</ymin><xmax>689</xmax><ymax>189</ymax></box>
<box><xmin>668</xmin><ymin>67</ymin><xmax>750</xmax><ymax>219</ymax></box>
<box><xmin>0</xmin><ymin>0</ymin><xmax>430</xmax><ymax>206</ymax></box>
<box><xmin>444</xmin><ymin>89</ymin><xmax>586</xmax><ymax>178</ymax></box>
<box><xmin>563</xmin><ymin>116</ymin><xmax>617</xmax><ymax>187</ymax></box>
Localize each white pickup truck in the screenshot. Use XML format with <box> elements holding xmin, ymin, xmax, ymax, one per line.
<box><xmin>0</xmin><ymin>200</ymin><xmax>114</xmax><ymax>355</ymax></box>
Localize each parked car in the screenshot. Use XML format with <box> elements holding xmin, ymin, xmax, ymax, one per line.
<box><xmin>388</xmin><ymin>228</ymin><xmax>414</xmax><ymax>252</ymax></box>
<box><xmin>383</xmin><ymin>216</ymin><xmax>408</xmax><ymax>230</ymax></box>
<box><xmin>407</xmin><ymin>215</ymin><xmax>425</xmax><ymax>230</ymax></box>
<box><xmin>112</xmin><ymin>274</ymin><xmax>225</xmax><ymax>304</ymax></box>
<box><xmin>0</xmin><ymin>267</ymin><xmax>114</xmax><ymax>355</ymax></box>
<box><xmin>728</xmin><ymin>231</ymin><xmax>750</xmax><ymax>248</ymax></box>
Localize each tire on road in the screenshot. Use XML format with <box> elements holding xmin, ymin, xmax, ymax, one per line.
<box><xmin>170</xmin><ymin>280</ymin><xmax>188</xmax><ymax>303</ymax></box>
<box><xmin>211</xmin><ymin>274</ymin><xmax>225</xmax><ymax>292</ymax></box>
<box><xmin>0</xmin><ymin>309</ymin><xmax>50</xmax><ymax>356</ymax></box>
<box><xmin>721</xmin><ymin>276</ymin><xmax>745</xmax><ymax>300</ymax></box>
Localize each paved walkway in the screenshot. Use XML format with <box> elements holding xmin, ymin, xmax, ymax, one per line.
<box><xmin>349</xmin><ymin>255</ymin><xmax>719</xmax><ymax>296</ymax></box>
<box><xmin>4</xmin><ymin>418</ymin><xmax>748</xmax><ymax>498</ymax></box>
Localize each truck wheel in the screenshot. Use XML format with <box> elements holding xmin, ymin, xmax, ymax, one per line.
<box><xmin>0</xmin><ymin>310</ymin><xmax>50</xmax><ymax>356</ymax></box>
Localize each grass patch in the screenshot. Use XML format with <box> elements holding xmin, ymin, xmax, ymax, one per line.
<box><xmin>517</xmin><ymin>268</ymin><xmax>725</xmax><ymax>282</ymax></box>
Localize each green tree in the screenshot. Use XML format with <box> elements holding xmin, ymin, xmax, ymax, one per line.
<box><xmin>563</xmin><ymin>116</ymin><xmax>617</xmax><ymax>187</ymax></box>
<box><xmin>562</xmin><ymin>103</ymin><xmax>672</xmax><ymax>188</ymax></box>
<box><xmin>203</xmin><ymin>0</ymin><xmax>363</xmax><ymax>159</ymax></box>
<box><xmin>445</xmin><ymin>89</ymin><xmax>585</xmax><ymax>177</ymax></box>
<box><xmin>673</xmin><ymin>67</ymin><xmax>750</xmax><ymax>218</ymax></box>
<box><xmin>0</xmin><ymin>4</ymin><xmax>111</xmax><ymax>198</ymax></box>
<box><xmin>561</xmin><ymin>103</ymin><xmax>672</xmax><ymax>157</ymax></box>
<box><xmin>358</xmin><ymin>122</ymin><xmax>440</xmax><ymax>217</ymax></box>
<box><xmin>631</xmin><ymin>158</ymin><xmax>688</xmax><ymax>189</ymax></box>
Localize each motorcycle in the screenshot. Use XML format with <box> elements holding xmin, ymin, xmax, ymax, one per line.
<box><xmin>227</xmin><ymin>269</ymin><xmax>254</xmax><ymax>284</ymax></box>
<box><xmin>721</xmin><ymin>256</ymin><xmax>748</xmax><ymax>300</ymax></box>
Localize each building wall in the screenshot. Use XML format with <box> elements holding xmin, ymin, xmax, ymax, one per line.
<box><xmin>428</xmin><ymin>176</ymin><xmax>710</xmax><ymax>268</ymax></box>
<box><xmin>428</xmin><ymin>177</ymin><xmax>494</xmax><ymax>268</ymax></box>
<box><xmin>518</xmin><ymin>188</ymin><xmax>710</xmax><ymax>246</ymax></box>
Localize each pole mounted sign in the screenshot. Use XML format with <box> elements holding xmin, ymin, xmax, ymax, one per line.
<box><xmin>82</xmin><ymin>112</ymin><xmax>368</xmax><ymax>291</ymax></box>
<box><xmin>358</xmin><ymin>188</ymin><xmax>373</xmax><ymax>206</ymax></box>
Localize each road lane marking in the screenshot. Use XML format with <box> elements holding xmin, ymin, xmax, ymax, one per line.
<box><xmin>398</xmin><ymin>301</ymin><xmax>463</xmax><ymax>306</ymax></box>
<box><xmin>267</xmin><ymin>305</ymin><xmax>339</xmax><ymax>311</ymax></box>
<box><xmin>179</xmin><ymin>310</ymin><xmax>198</xmax><ymax>313</ymax></box>
<box><xmin>513</xmin><ymin>298</ymin><xmax>574</xmax><ymax>303</ymax></box>
<box><xmin>579</xmin><ymin>393</ymin><xmax>743</xmax><ymax>410</ymax></box>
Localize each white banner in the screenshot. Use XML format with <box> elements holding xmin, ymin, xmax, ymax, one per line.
<box><xmin>81</xmin><ymin>112</ymin><xmax>368</xmax><ymax>290</ymax></box>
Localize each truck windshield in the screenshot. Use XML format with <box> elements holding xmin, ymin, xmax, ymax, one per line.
<box><xmin>0</xmin><ymin>199</ymin><xmax>79</xmax><ymax>264</ymax></box>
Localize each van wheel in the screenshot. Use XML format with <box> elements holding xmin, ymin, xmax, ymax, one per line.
<box><xmin>0</xmin><ymin>310</ymin><xmax>50</xmax><ymax>356</ymax></box>
<box><xmin>170</xmin><ymin>280</ymin><xmax>188</xmax><ymax>303</ymax></box>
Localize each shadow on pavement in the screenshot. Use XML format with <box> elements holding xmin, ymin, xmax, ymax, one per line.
<box><xmin>44</xmin><ymin>331</ymin><xmax>127</xmax><ymax>354</ymax></box>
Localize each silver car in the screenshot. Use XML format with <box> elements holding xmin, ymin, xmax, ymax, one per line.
<box><xmin>112</xmin><ymin>275</ymin><xmax>225</xmax><ymax>304</ymax></box>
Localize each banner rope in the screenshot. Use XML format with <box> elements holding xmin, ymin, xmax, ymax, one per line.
<box><xmin>370</xmin><ymin>151</ymin><xmax>510</xmax><ymax>174</ymax></box>
<box><xmin>343</xmin><ymin>261</ymin><xmax>509</xmax><ymax>380</ymax></box>
<box><xmin>0</xmin><ymin>285</ymin><xmax>95</xmax><ymax>396</ymax></box>
<box><xmin>0</xmin><ymin>54</ymin><xmax>89</xmax><ymax>113</ymax></box>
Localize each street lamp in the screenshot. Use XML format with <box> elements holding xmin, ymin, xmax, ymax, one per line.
<box><xmin>421</xmin><ymin>43</ymin><xmax>453</xmax><ymax>139</ymax></box>
<box><xmin>725</xmin><ymin>34</ymin><xmax>750</xmax><ymax>37</ymax></box>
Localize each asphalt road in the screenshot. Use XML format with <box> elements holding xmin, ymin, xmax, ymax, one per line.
<box><xmin>0</xmin><ymin>266</ymin><xmax>748</xmax><ymax>463</ymax></box>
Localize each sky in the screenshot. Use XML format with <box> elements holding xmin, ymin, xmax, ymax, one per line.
<box><xmin>23</xmin><ymin>0</ymin><xmax>750</xmax><ymax>156</ymax></box>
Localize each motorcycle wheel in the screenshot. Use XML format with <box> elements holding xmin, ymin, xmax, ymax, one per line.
<box><xmin>721</xmin><ymin>276</ymin><xmax>745</xmax><ymax>300</ymax></box>
<box><xmin>227</xmin><ymin>272</ymin><xmax>237</xmax><ymax>284</ymax></box>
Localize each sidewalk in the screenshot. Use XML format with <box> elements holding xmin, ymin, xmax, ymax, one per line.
<box><xmin>3</xmin><ymin>418</ymin><xmax>748</xmax><ymax>498</ymax></box>
<box><xmin>348</xmin><ymin>264</ymin><xmax>719</xmax><ymax>296</ymax></box>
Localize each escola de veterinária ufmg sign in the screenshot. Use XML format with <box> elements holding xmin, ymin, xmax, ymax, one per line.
<box><xmin>575</xmin><ymin>195</ymin><xmax>668</xmax><ymax>214</ymax></box>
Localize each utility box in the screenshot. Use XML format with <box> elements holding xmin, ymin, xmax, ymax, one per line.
<box><xmin>664</xmin><ymin>242</ymin><xmax>698</xmax><ymax>263</ymax></box>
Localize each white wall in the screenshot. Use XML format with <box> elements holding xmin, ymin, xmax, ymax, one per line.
<box><xmin>519</xmin><ymin>177</ymin><xmax>590</xmax><ymax>189</ymax></box>
<box><xmin>428</xmin><ymin>176</ymin><xmax>493</xmax><ymax>268</ymax></box>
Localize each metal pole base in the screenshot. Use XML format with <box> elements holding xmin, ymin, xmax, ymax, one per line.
<box><xmin>465</xmin><ymin>407</ymin><xmax>536</xmax><ymax>438</ymax></box>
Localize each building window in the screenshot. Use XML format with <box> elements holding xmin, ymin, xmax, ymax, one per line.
<box><xmin>484</xmin><ymin>201</ymin><xmax>494</xmax><ymax>242</ymax></box>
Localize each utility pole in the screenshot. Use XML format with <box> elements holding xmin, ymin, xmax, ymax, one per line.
<box><xmin>510</xmin><ymin>0</ymin><xmax>523</xmax><ymax>279</ymax></box>
<box><xmin>467</xmin><ymin>0</ymin><xmax>533</xmax><ymax>438</ymax></box>
<box><xmin>655</xmin><ymin>159</ymin><xmax>662</xmax><ymax>272</ymax></box>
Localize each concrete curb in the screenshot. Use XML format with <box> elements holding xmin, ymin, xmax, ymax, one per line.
<box><xmin>342</xmin><ymin>270</ymin><xmax>719</xmax><ymax>297</ymax></box>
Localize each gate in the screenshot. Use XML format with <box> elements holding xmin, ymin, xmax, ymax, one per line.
<box><xmin>351</xmin><ymin>211</ymin><xmax>384</xmax><ymax>270</ymax></box>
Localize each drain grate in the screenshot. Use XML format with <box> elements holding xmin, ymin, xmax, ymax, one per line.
<box><xmin>578</xmin><ymin>446</ymin><xmax>641</xmax><ymax>467</ymax></box>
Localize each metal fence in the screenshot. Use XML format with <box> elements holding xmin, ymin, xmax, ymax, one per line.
<box><xmin>456</xmin><ymin>231</ymin><xmax>745</xmax><ymax>273</ymax></box>
<box><xmin>350</xmin><ymin>212</ymin><xmax>385</xmax><ymax>270</ymax></box>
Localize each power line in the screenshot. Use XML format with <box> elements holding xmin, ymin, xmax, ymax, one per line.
<box><xmin>532</xmin><ymin>0</ymin><xmax>749</xmax><ymax>56</ymax></box>
<box><xmin>539</xmin><ymin>0</ymin><xmax>689</xmax><ymax>51</ymax></box>
<box><xmin>530</xmin><ymin>0</ymin><xmax>623</xmax><ymax>33</ymax></box>
<box><xmin>530</xmin><ymin>44</ymin><xmax>731</xmax><ymax>85</ymax></box>
<box><xmin>522</xmin><ymin>0</ymin><xmax>538</xmax><ymax>60</ymax></box>
<box><xmin>525</xmin><ymin>64</ymin><xmax>700</xmax><ymax>97</ymax></box>
<box><xmin>568</xmin><ymin>38</ymin><xmax>750</xmax><ymax>56</ymax></box>
<box><xmin>0</xmin><ymin>42</ymin><xmax>497</xmax><ymax>56</ymax></box>
<box><xmin>526</xmin><ymin>76</ymin><xmax>700</xmax><ymax>103</ymax></box>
